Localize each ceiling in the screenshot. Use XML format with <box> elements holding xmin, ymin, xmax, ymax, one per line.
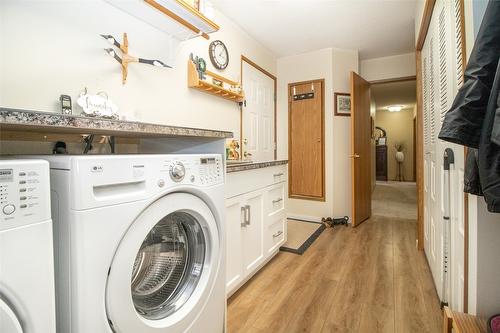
<box><xmin>371</xmin><ymin>80</ymin><xmax>416</xmax><ymax>112</ymax></box>
<box><xmin>211</xmin><ymin>0</ymin><xmax>417</xmax><ymax>59</ymax></box>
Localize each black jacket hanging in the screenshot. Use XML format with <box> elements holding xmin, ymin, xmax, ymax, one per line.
<box><xmin>438</xmin><ymin>0</ymin><xmax>500</xmax><ymax>213</ymax></box>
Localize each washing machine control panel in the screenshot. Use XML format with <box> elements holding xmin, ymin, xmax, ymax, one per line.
<box><xmin>163</xmin><ymin>155</ymin><xmax>223</xmax><ymax>187</ymax></box>
<box><xmin>197</xmin><ymin>156</ymin><xmax>223</xmax><ymax>186</ymax></box>
<box><xmin>0</xmin><ymin>160</ymin><xmax>51</xmax><ymax>228</ymax></box>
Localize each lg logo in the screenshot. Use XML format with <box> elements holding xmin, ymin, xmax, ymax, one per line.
<box><xmin>91</xmin><ymin>165</ymin><xmax>103</xmax><ymax>173</ymax></box>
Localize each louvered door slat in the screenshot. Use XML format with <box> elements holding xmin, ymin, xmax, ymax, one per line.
<box><xmin>454</xmin><ymin>0</ymin><xmax>465</xmax><ymax>89</ymax></box>
<box><xmin>429</xmin><ymin>36</ymin><xmax>436</xmax><ymax>145</ymax></box>
<box><xmin>439</xmin><ymin>7</ymin><xmax>448</xmax><ymax>124</ymax></box>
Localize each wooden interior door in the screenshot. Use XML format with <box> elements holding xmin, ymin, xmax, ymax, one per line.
<box><xmin>351</xmin><ymin>72</ymin><xmax>371</xmax><ymax>226</ymax></box>
<box><xmin>288</xmin><ymin>79</ymin><xmax>325</xmax><ymax>201</ymax></box>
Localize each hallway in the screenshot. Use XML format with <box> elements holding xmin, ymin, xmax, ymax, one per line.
<box><xmin>227</xmin><ymin>182</ymin><xmax>442</xmax><ymax>333</ymax></box>
<box><xmin>372</xmin><ymin>181</ymin><xmax>417</xmax><ymax>219</ymax></box>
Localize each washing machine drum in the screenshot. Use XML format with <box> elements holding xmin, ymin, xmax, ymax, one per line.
<box><xmin>0</xmin><ymin>298</ymin><xmax>23</xmax><ymax>333</ymax></box>
<box><xmin>131</xmin><ymin>211</ymin><xmax>205</xmax><ymax>319</ymax></box>
<box><xmin>105</xmin><ymin>193</ymin><xmax>220</xmax><ymax>333</ymax></box>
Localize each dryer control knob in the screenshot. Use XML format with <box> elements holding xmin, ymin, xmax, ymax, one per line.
<box><xmin>170</xmin><ymin>162</ymin><xmax>186</xmax><ymax>182</ymax></box>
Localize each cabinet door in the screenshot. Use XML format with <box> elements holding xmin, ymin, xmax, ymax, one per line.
<box><xmin>242</xmin><ymin>191</ymin><xmax>265</xmax><ymax>274</ymax></box>
<box><xmin>225</xmin><ymin>197</ymin><xmax>245</xmax><ymax>294</ymax></box>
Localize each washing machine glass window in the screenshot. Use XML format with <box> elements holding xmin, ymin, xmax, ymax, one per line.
<box><xmin>131</xmin><ymin>211</ymin><xmax>206</xmax><ymax>320</ymax></box>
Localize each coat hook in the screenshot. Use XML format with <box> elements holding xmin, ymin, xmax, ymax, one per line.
<box><xmin>311</xmin><ymin>83</ymin><xmax>314</xmax><ymax>91</ymax></box>
<box><xmin>293</xmin><ymin>86</ymin><xmax>296</xmax><ymax>95</ymax></box>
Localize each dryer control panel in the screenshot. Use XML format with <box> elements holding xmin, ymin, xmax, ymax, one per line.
<box><xmin>0</xmin><ymin>160</ymin><xmax>51</xmax><ymax>229</ymax></box>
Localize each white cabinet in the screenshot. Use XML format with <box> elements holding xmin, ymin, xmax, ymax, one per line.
<box><xmin>225</xmin><ymin>198</ymin><xmax>245</xmax><ymax>293</ymax></box>
<box><xmin>242</xmin><ymin>191</ymin><xmax>265</xmax><ymax>274</ymax></box>
<box><xmin>225</xmin><ymin>164</ymin><xmax>287</xmax><ymax>296</ymax></box>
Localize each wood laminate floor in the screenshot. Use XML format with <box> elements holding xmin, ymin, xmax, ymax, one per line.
<box><xmin>227</xmin><ymin>185</ymin><xmax>442</xmax><ymax>333</ymax></box>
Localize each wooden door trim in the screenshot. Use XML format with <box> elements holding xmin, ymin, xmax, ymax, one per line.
<box><xmin>416</xmin><ymin>50</ymin><xmax>425</xmax><ymax>252</ymax></box>
<box><xmin>416</xmin><ymin>0</ymin><xmax>469</xmax><ymax>311</ymax></box>
<box><xmin>416</xmin><ymin>0</ymin><xmax>436</xmax><ymax>50</ymax></box>
<box><xmin>369</xmin><ymin>75</ymin><xmax>417</xmax><ymax>85</ymax></box>
<box><xmin>240</xmin><ymin>55</ymin><xmax>277</xmax><ymax>160</ymax></box>
<box><xmin>288</xmin><ymin>78</ymin><xmax>326</xmax><ymax>201</ymax></box>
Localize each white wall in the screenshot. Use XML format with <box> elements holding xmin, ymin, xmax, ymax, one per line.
<box><xmin>277</xmin><ymin>48</ymin><xmax>358</xmax><ymax>221</ymax></box>
<box><xmin>0</xmin><ymin>1</ymin><xmax>276</xmax><ymax>141</ymax></box>
<box><xmin>360</xmin><ymin>52</ymin><xmax>416</xmax><ymax>82</ymax></box>
<box><xmin>332</xmin><ymin>49</ymin><xmax>358</xmax><ymax>217</ymax></box>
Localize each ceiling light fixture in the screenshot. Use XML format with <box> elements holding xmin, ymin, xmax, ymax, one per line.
<box><xmin>386</xmin><ymin>105</ymin><xmax>404</xmax><ymax>112</ymax></box>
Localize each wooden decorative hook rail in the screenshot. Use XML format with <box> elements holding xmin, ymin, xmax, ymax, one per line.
<box><xmin>101</xmin><ymin>33</ymin><xmax>171</xmax><ymax>84</ymax></box>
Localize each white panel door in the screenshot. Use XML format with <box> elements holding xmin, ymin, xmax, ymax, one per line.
<box><xmin>242</xmin><ymin>61</ymin><xmax>275</xmax><ymax>161</ymax></box>
<box><xmin>423</xmin><ymin>13</ymin><xmax>442</xmax><ymax>299</ymax></box>
<box><xmin>421</xmin><ymin>0</ymin><xmax>466</xmax><ymax>311</ymax></box>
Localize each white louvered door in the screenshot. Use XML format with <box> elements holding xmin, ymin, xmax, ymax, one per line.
<box><xmin>421</xmin><ymin>0</ymin><xmax>466</xmax><ymax>311</ymax></box>
<box><xmin>449</xmin><ymin>0</ymin><xmax>466</xmax><ymax>312</ymax></box>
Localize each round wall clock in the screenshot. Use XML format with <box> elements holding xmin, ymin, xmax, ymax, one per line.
<box><xmin>209</xmin><ymin>40</ymin><xmax>229</xmax><ymax>70</ymax></box>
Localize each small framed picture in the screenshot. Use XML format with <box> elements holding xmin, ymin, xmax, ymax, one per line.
<box><xmin>334</xmin><ymin>92</ymin><xmax>351</xmax><ymax>116</ymax></box>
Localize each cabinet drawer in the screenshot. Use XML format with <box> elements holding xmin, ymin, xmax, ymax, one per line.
<box><xmin>266</xmin><ymin>216</ymin><xmax>286</xmax><ymax>254</ymax></box>
<box><xmin>266</xmin><ymin>183</ymin><xmax>285</xmax><ymax>217</ymax></box>
<box><xmin>226</xmin><ymin>164</ymin><xmax>287</xmax><ymax>199</ymax></box>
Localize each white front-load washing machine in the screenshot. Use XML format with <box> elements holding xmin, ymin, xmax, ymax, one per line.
<box><xmin>42</xmin><ymin>154</ymin><xmax>225</xmax><ymax>333</ymax></box>
<box><xmin>0</xmin><ymin>159</ymin><xmax>56</xmax><ymax>333</ymax></box>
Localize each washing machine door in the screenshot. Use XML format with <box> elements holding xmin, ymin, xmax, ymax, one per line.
<box><xmin>105</xmin><ymin>192</ymin><xmax>220</xmax><ymax>333</ymax></box>
<box><xmin>0</xmin><ymin>298</ymin><xmax>23</xmax><ymax>333</ymax></box>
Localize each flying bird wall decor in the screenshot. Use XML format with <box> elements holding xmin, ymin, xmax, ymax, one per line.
<box><xmin>100</xmin><ymin>33</ymin><xmax>171</xmax><ymax>84</ymax></box>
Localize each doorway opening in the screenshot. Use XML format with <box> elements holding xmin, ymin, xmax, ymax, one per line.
<box><xmin>370</xmin><ymin>78</ymin><xmax>417</xmax><ymax>219</ymax></box>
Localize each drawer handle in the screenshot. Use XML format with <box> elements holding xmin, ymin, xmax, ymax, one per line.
<box><xmin>246</xmin><ymin>205</ymin><xmax>251</xmax><ymax>226</ymax></box>
<box><xmin>272</xmin><ymin>198</ymin><xmax>283</xmax><ymax>204</ymax></box>
<box><xmin>273</xmin><ymin>173</ymin><xmax>284</xmax><ymax>177</ymax></box>
<box><xmin>273</xmin><ymin>230</ymin><xmax>283</xmax><ymax>238</ymax></box>
<box><xmin>240</xmin><ymin>206</ymin><xmax>247</xmax><ymax>227</ymax></box>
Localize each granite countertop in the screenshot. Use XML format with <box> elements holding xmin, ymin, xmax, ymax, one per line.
<box><xmin>0</xmin><ymin>108</ymin><xmax>233</xmax><ymax>139</ymax></box>
<box><xmin>226</xmin><ymin>160</ymin><xmax>288</xmax><ymax>173</ymax></box>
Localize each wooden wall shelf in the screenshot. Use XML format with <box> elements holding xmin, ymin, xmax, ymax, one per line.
<box><xmin>106</xmin><ymin>0</ymin><xmax>219</xmax><ymax>41</ymax></box>
<box><xmin>187</xmin><ymin>60</ymin><xmax>244</xmax><ymax>103</ymax></box>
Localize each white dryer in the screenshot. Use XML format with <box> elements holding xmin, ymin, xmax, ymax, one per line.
<box><xmin>0</xmin><ymin>160</ymin><xmax>56</xmax><ymax>333</ymax></box>
<box><xmin>43</xmin><ymin>154</ymin><xmax>225</xmax><ymax>333</ymax></box>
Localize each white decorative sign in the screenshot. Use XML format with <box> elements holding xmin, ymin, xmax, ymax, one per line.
<box><xmin>77</xmin><ymin>91</ymin><xmax>119</xmax><ymax>119</ymax></box>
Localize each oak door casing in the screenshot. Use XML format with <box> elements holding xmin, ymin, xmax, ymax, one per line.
<box><xmin>288</xmin><ymin>79</ymin><xmax>325</xmax><ymax>201</ymax></box>
<box><xmin>351</xmin><ymin>72</ymin><xmax>372</xmax><ymax>226</ymax></box>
